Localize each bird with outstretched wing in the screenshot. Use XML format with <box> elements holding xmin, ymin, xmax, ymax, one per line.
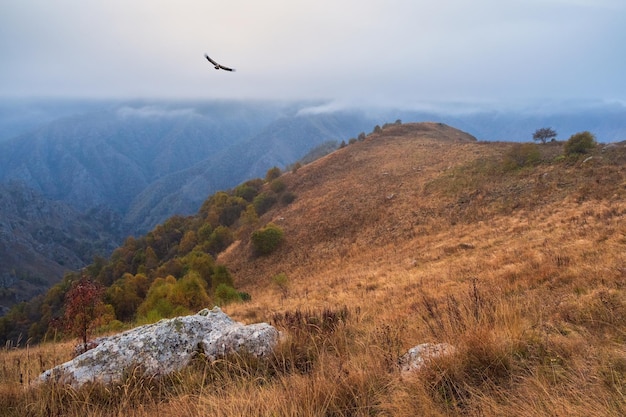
<box><xmin>204</xmin><ymin>54</ymin><xmax>235</xmax><ymax>72</ymax></box>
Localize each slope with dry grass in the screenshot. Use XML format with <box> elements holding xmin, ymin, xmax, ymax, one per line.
<box><xmin>2</xmin><ymin>122</ymin><xmax>625</xmax><ymax>416</ymax></box>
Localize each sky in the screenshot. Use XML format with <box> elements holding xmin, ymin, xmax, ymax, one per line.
<box><xmin>2</xmin><ymin>0</ymin><xmax>625</xmax><ymax>108</ymax></box>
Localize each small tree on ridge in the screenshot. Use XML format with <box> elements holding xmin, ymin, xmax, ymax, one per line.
<box><xmin>532</xmin><ymin>127</ymin><xmax>557</xmax><ymax>144</ymax></box>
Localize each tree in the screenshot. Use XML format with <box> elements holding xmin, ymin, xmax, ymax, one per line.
<box><xmin>532</xmin><ymin>127</ymin><xmax>557</xmax><ymax>144</ymax></box>
<box><xmin>564</xmin><ymin>131</ymin><xmax>597</xmax><ymax>155</ymax></box>
<box><xmin>64</xmin><ymin>275</ymin><xmax>107</xmax><ymax>353</ymax></box>
<box><xmin>106</xmin><ymin>273</ymin><xmax>149</xmax><ymax>322</ymax></box>
<box><xmin>170</xmin><ymin>271</ymin><xmax>210</xmax><ymax>312</ymax></box>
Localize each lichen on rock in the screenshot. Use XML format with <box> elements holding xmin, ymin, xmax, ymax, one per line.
<box><xmin>39</xmin><ymin>307</ymin><xmax>279</xmax><ymax>388</ymax></box>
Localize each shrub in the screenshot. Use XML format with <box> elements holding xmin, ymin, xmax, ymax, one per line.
<box><xmin>270</xmin><ymin>178</ymin><xmax>287</xmax><ymax>194</ymax></box>
<box><xmin>564</xmin><ymin>131</ymin><xmax>596</xmax><ymax>155</ymax></box>
<box><xmin>272</xmin><ymin>273</ymin><xmax>289</xmax><ymax>299</ymax></box>
<box><xmin>503</xmin><ymin>143</ymin><xmax>541</xmax><ymax>170</ymax></box>
<box><xmin>214</xmin><ymin>283</ymin><xmax>242</xmax><ymax>306</ymax></box>
<box><xmin>265</xmin><ymin>166</ymin><xmax>281</xmax><ymax>182</ymax></box>
<box><xmin>290</xmin><ymin>162</ymin><xmax>302</xmax><ymax>173</ymax></box>
<box><xmin>281</xmin><ymin>191</ymin><xmax>296</xmax><ymax>205</ymax></box>
<box><xmin>252</xmin><ymin>192</ymin><xmax>277</xmax><ymax>216</ymax></box>
<box><xmin>251</xmin><ymin>223</ymin><xmax>284</xmax><ymax>255</ymax></box>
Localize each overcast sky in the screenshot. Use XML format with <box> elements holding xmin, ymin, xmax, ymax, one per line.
<box><xmin>2</xmin><ymin>0</ymin><xmax>625</xmax><ymax>108</ymax></box>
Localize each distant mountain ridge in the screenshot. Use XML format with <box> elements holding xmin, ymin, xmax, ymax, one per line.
<box><xmin>0</xmin><ymin>181</ymin><xmax>121</xmax><ymax>314</ymax></box>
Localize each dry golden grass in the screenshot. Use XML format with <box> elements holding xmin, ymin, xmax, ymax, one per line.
<box><xmin>2</xmin><ymin>123</ymin><xmax>626</xmax><ymax>416</ymax></box>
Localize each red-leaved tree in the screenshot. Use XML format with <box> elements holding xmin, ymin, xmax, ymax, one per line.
<box><xmin>64</xmin><ymin>275</ymin><xmax>106</xmax><ymax>353</ymax></box>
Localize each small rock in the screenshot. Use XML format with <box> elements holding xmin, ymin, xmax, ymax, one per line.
<box><xmin>399</xmin><ymin>343</ymin><xmax>455</xmax><ymax>373</ymax></box>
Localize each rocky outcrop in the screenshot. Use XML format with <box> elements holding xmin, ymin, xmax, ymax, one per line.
<box><xmin>39</xmin><ymin>307</ymin><xmax>279</xmax><ymax>388</ymax></box>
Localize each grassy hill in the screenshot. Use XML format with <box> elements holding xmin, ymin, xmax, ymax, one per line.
<box><xmin>2</xmin><ymin>122</ymin><xmax>625</xmax><ymax>416</ymax></box>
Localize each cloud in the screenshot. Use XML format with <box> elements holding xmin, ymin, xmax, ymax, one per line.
<box><xmin>116</xmin><ymin>105</ymin><xmax>198</xmax><ymax>119</ymax></box>
<box><xmin>1</xmin><ymin>1</ymin><xmax>625</xmax><ymax>104</ymax></box>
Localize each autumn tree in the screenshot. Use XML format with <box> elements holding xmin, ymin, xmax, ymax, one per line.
<box><xmin>178</xmin><ymin>230</ymin><xmax>198</xmax><ymax>255</ymax></box>
<box><xmin>532</xmin><ymin>127</ymin><xmax>557</xmax><ymax>144</ymax></box>
<box><xmin>64</xmin><ymin>275</ymin><xmax>108</xmax><ymax>353</ymax></box>
<box><xmin>138</xmin><ymin>272</ymin><xmax>211</xmax><ymax>322</ymax></box>
<box><xmin>170</xmin><ymin>271</ymin><xmax>211</xmax><ymax>312</ymax></box>
<box><xmin>106</xmin><ymin>273</ymin><xmax>149</xmax><ymax>322</ymax></box>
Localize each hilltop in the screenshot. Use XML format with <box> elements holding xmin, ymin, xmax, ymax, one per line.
<box><xmin>2</xmin><ymin>122</ymin><xmax>625</xmax><ymax>416</ymax></box>
<box><xmin>220</xmin><ymin>123</ymin><xmax>625</xmax><ymax>321</ymax></box>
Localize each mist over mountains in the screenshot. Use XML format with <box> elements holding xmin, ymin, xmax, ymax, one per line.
<box><xmin>0</xmin><ymin>98</ymin><xmax>624</xmax><ymax>312</ymax></box>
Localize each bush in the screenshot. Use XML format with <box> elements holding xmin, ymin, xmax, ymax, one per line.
<box><xmin>265</xmin><ymin>166</ymin><xmax>281</xmax><ymax>182</ymax></box>
<box><xmin>214</xmin><ymin>283</ymin><xmax>242</xmax><ymax>306</ymax></box>
<box><xmin>270</xmin><ymin>179</ymin><xmax>287</xmax><ymax>194</ymax></box>
<box><xmin>564</xmin><ymin>131</ymin><xmax>596</xmax><ymax>155</ymax></box>
<box><xmin>252</xmin><ymin>192</ymin><xmax>277</xmax><ymax>216</ymax></box>
<box><xmin>281</xmin><ymin>191</ymin><xmax>296</xmax><ymax>205</ymax></box>
<box><xmin>503</xmin><ymin>143</ymin><xmax>541</xmax><ymax>170</ymax></box>
<box><xmin>251</xmin><ymin>223</ymin><xmax>284</xmax><ymax>255</ymax></box>
<box><xmin>272</xmin><ymin>273</ymin><xmax>289</xmax><ymax>299</ymax></box>
<box><xmin>290</xmin><ymin>162</ymin><xmax>302</xmax><ymax>173</ymax></box>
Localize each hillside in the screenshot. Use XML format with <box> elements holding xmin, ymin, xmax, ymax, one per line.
<box><xmin>1</xmin><ymin>99</ymin><xmax>624</xmax><ymax>303</ymax></box>
<box><xmin>2</xmin><ymin>122</ymin><xmax>626</xmax><ymax>416</ymax></box>
<box><xmin>220</xmin><ymin>123</ymin><xmax>625</xmax><ymax>316</ymax></box>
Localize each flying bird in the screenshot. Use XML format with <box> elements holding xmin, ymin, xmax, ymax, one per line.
<box><xmin>204</xmin><ymin>54</ymin><xmax>235</xmax><ymax>72</ymax></box>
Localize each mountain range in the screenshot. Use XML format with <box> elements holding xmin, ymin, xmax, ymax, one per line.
<box><xmin>0</xmin><ymin>98</ymin><xmax>625</xmax><ymax>313</ymax></box>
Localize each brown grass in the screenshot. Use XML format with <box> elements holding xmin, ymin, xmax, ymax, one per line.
<box><xmin>2</xmin><ymin>123</ymin><xmax>626</xmax><ymax>416</ymax></box>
